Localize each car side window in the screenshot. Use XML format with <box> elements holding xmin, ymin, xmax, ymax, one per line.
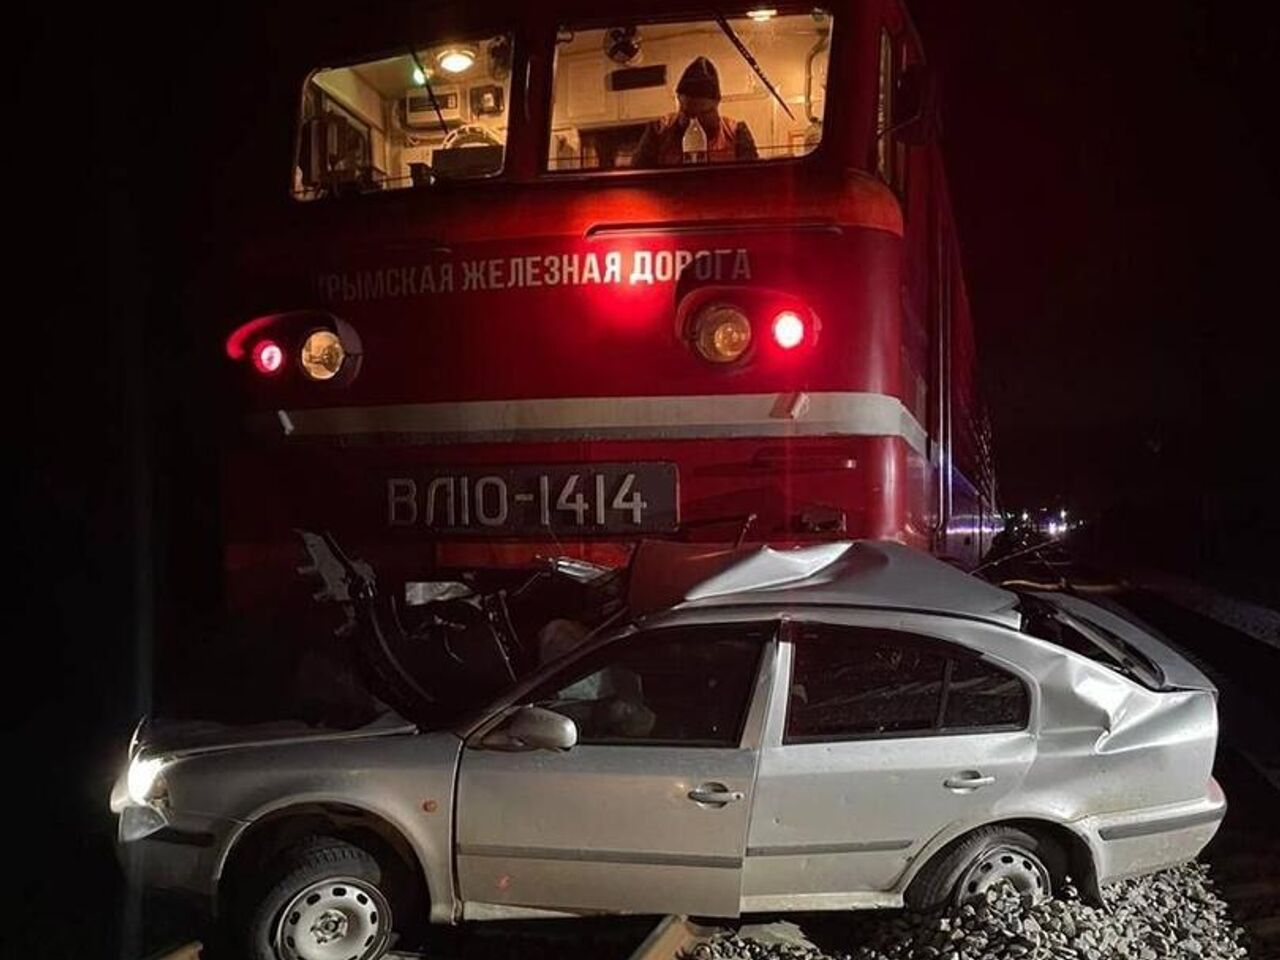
<box><xmin>942</xmin><ymin>656</ymin><xmax>1029</xmax><ymax>731</ymax></box>
<box><xmin>786</xmin><ymin>624</ymin><xmax>946</xmax><ymax>741</ymax></box>
<box><xmin>527</xmin><ymin>624</ymin><xmax>768</xmax><ymax>747</ymax></box>
<box><xmin>785</xmin><ymin>623</ymin><xmax>1029</xmax><ymax>742</ymax></box>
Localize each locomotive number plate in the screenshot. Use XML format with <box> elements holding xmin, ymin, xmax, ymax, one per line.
<box><xmin>384</xmin><ymin>462</ymin><xmax>678</xmax><ymax>535</ymax></box>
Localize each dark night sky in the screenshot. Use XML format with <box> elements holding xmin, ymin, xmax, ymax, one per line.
<box><xmin>913</xmin><ymin>2</ymin><xmax>1276</xmax><ymax>528</ymax></box>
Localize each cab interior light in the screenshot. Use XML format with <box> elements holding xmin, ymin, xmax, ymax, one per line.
<box><xmin>436</xmin><ymin>47</ymin><xmax>476</xmax><ymax>73</ymax></box>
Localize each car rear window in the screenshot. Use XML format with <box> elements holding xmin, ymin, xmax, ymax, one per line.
<box><xmin>1018</xmin><ymin>594</ymin><xmax>1164</xmax><ymax>689</ymax></box>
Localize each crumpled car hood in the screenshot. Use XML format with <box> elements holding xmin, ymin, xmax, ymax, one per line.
<box><xmin>134</xmin><ymin>709</ymin><xmax>417</xmax><ymax>760</ymax></box>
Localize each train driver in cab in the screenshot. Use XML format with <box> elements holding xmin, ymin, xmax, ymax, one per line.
<box><xmin>631</xmin><ymin>56</ymin><xmax>759</xmax><ymax>167</ymax></box>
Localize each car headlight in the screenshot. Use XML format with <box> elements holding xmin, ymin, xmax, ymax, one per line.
<box><xmin>126</xmin><ymin>756</ymin><xmax>167</xmax><ymax>806</ymax></box>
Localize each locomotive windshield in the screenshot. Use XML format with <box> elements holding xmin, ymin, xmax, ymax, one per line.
<box><xmin>549</xmin><ymin>11</ymin><xmax>831</xmax><ymax>171</ymax></box>
<box><xmin>292</xmin><ymin>10</ymin><xmax>833</xmax><ymax>198</ymax></box>
<box><xmin>294</xmin><ymin>32</ymin><xmax>514</xmax><ymax>199</ymax></box>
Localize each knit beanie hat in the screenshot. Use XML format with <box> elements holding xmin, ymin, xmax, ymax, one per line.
<box><xmin>676</xmin><ymin>56</ymin><xmax>721</xmax><ymax>99</ymax></box>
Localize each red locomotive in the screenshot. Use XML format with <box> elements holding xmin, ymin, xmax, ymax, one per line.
<box><xmin>221</xmin><ymin>0</ymin><xmax>997</xmax><ymax>620</ymax></box>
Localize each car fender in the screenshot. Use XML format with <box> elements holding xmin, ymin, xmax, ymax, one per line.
<box><xmin>214</xmin><ymin>788</ymin><xmax>459</xmax><ymax>924</ymax></box>
<box><xmin>895</xmin><ymin>807</ymin><xmax>1101</xmax><ymax>899</ymax></box>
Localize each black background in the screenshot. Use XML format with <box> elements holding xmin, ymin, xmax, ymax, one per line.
<box><xmin>12</xmin><ymin>3</ymin><xmax>1279</xmax><ymax>955</ymax></box>
<box><xmin>913</xmin><ymin>1</ymin><xmax>1277</xmax><ymax>592</ymax></box>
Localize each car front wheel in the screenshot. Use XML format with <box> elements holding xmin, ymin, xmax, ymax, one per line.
<box><xmin>241</xmin><ymin>837</ymin><xmax>395</xmax><ymax>960</ymax></box>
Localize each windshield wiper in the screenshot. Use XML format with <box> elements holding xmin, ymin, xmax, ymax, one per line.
<box><xmin>712</xmin><ymin>10</ymin><xmax>795</xmax><ymax>121</ymax></box>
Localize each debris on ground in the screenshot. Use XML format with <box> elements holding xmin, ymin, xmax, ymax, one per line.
<box><xmin>685</xmin><ymin>863</ymin><xmax>1250</xmax><ymax>960</ymax></box>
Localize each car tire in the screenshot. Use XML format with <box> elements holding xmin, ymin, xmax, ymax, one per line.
<box><xmin>905</xmin><ymin>824</ymin><xmax>1065</xmax><ymax>911</ymax></box>
<box><xmin>238</xmin><ymin>836</ymin><xmax>396</xmax><ymax>960</ymax></box>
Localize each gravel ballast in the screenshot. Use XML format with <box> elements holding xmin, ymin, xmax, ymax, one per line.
<box><xmin>687</xmin><ymin>863</ymin><xmax>1250</xmax><ymax>960</ymax></box>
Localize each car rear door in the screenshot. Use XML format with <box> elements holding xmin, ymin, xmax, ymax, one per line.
<box><xmin>455</xmin><ymin>621</ymin><xmax>776</xmax><ymax>917</ymax></box>
<box><xmin>743</xmin><ymin>618</ymin><xmax>1036</xmax><ymax>908</ymax></box>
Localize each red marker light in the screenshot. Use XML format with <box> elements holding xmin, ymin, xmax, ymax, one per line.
<box><xmin>772</xmin><ymin>311</ymin><xmax>806</xmax><ymax>350</ymax></box>
<box><xmin>251</xmin><ymin>339</ymin><xmax>285</xmax><ymax>375</ymax></box>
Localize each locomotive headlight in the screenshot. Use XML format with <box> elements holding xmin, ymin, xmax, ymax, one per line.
<box><xmin>693</xmin><ymin>304</ymin><xmax>752</xmax><ymax>364</ymax></box>
<box><xmin>300</xmin><ymin>329</ymin><xmax>346</xmax><ymax>381</ymax></box>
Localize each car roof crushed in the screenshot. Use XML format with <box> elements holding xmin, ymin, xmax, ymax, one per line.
<box><xmin>676</xmin><ymin>540</ymin><xmax>1022</xmax><ymax>623</ymax></box>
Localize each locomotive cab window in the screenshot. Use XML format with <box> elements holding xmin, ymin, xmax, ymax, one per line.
<box><xmin>548</xmin><ymin>10</ymin><xmax>831</xmax><ymax>172</ymax></box>
<box><xmin>294</xmin><ymin>33</ymin><xmax>514</xmax><ymax>199</ymax></box>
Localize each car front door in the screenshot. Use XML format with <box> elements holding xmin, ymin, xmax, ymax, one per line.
<box><xmin>743</xmin><ymin>618</ymin><xmax>1036</xmax><ymax>909</ymax></box>
<box><xmin>455</xmin><ymin>621</ymin><xmax>775</xmax><ymax>917</ymax></box>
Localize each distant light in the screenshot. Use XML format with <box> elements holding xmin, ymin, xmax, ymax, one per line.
<box><xmin>252</xmin><ymin>340</ymin><xmax>284</xmax><ymax>375</ymax></box>
<box><xmin>437</xmin><ymin>47</ymin><xmax>476</xmax><ymax>74</ymax></box>
<box><xmin>412</xmin><ymin>65</ymin><xmax>427</xmax><ymax>86</ymax></box>
<box><xmin>1060</xmin><ymin>508</ymin><xmax>1068</xmax><ymax>520</ymax></box>
<box><xmin>1021</xmin><ymin>510</ymin><xmax>1029</xmax><ymax>522</ymax></box>
<box><xmin>747</xmin><ymin>8</ymin><xmax>778</xmax><ymax>21</ymax></box>
<box><xmin>772</xmin><ymin>310</ymin><xmax>806</xmax><ymax>349</ymax></box>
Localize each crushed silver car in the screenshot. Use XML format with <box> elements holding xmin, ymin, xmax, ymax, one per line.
<box><xmin>111</xmin><ymin>540</ymin><xmax>1225</xmax><ymax>960</ymax></box>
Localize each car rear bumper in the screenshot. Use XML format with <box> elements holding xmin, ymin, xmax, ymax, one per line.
<box><xmin>1081</xmin><ymin>777</ymin><xmax>1226</xmax><ymax>883</ymax></box>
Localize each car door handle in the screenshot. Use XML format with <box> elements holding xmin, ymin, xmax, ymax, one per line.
<box><xmin>688</xmin><ymin>782</ymin><xmax>745</xmax><ymax>806</ymax></box>
<box><xmin>944</xmin><ymin>772</ymin><xmax>996</xmax><ymax>791</ymax></box>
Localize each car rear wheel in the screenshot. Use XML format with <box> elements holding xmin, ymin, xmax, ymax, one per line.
<box><xmin>906</xmin><ymin>825</ymin><xmax>1064</xmax><ymax>911</ymax></box>
<box><xmin>240</xmin><ymin>836</ymin><xmax>395</xmax><ymax>960</ymax></box>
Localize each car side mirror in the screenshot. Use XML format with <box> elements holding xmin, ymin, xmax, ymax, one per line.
<box><xmin>480</xmin><ymin>705</ymin><xmax>578</xmax><ymax>752</ymax></box>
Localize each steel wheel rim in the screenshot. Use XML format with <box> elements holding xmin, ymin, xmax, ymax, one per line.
<box><xmin>274</xmin><ymin>875</ymin><xmax>392</xmax><ymax>960</ymax></box>
<box><xmin>955</xmin><ymin>843</ymin><xmax>1052</xmax><ymax>906</ymax></box>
